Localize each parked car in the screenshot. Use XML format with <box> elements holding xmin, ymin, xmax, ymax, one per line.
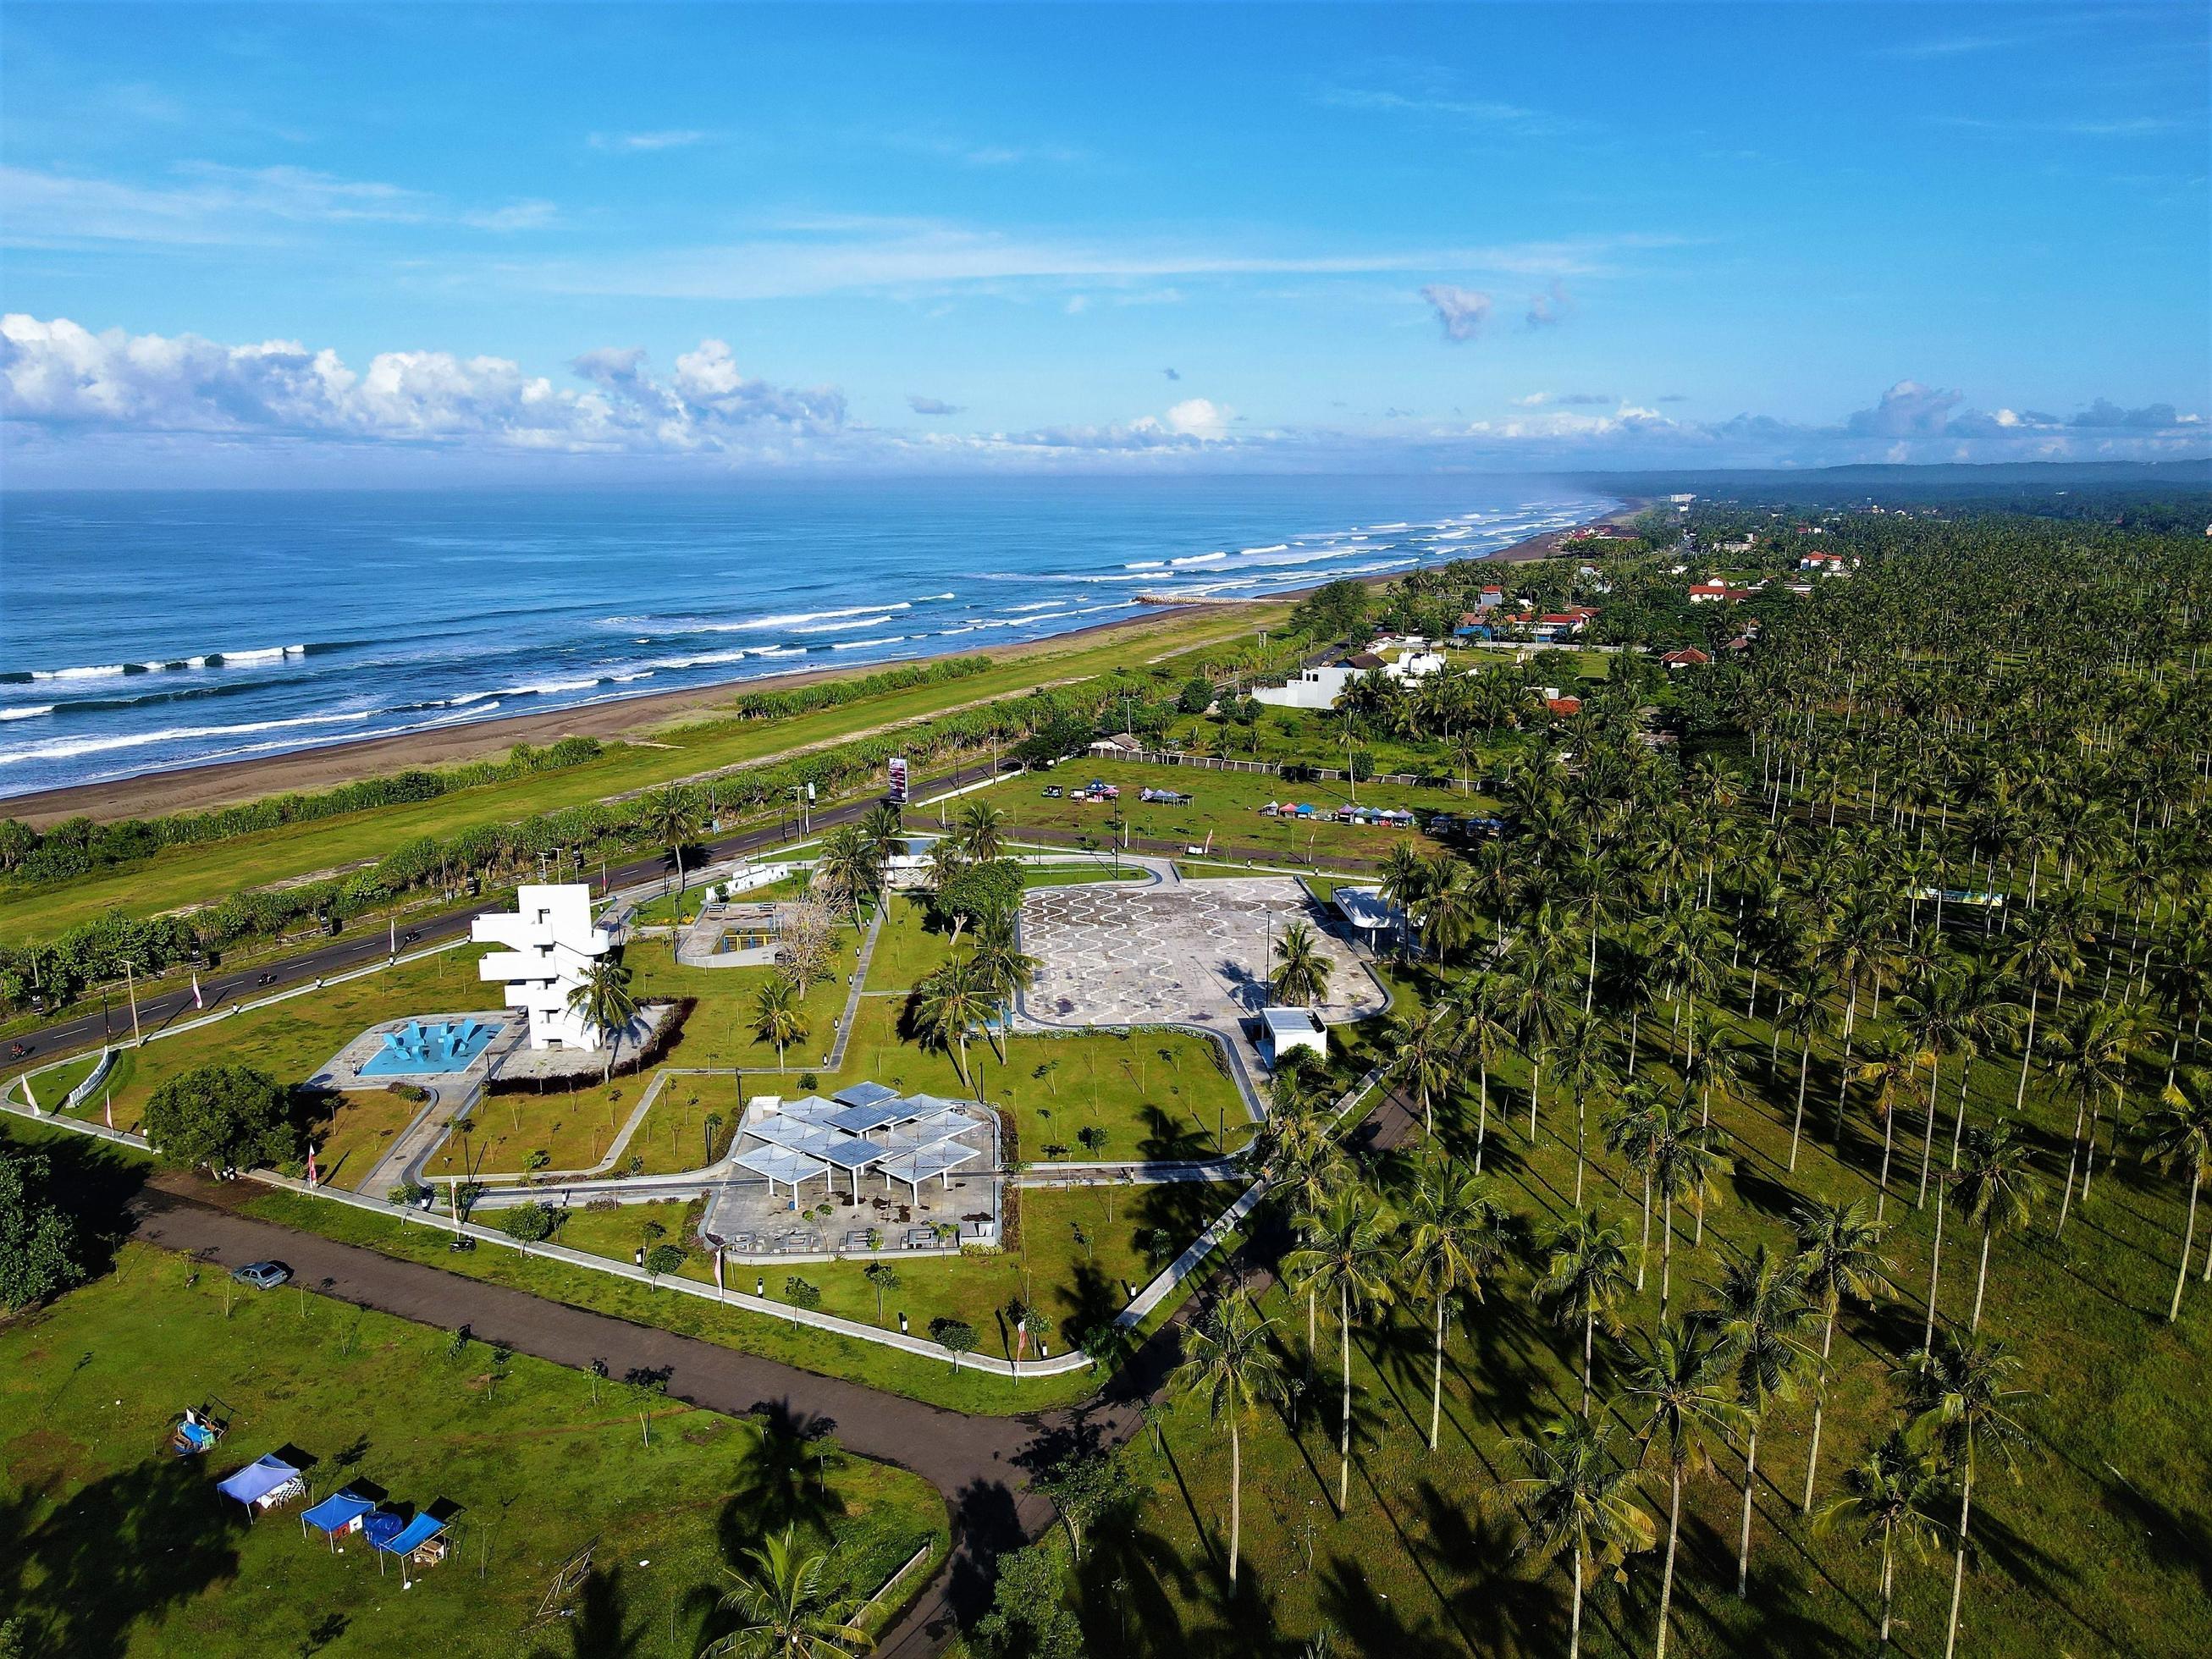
<box><xmin>1041</xmin><ymin>785</ymin><xmax>1064</xmax><ymax>798</ymax></box>
<box><xmin>230</xmin><ymin>1260</ymin><xmax>291</xmax><ymax>1290</ymax></box>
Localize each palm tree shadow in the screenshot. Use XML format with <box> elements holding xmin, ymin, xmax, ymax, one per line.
<box><xmin>717</xmin><ymin>1398</ymin><xmax>846</xmax><ymax>1558</ymax></box>
<box><xmin>1412</xmin><ymin>1479</ymin><xmax>1558</xmax><ymax>1657</ymax></box>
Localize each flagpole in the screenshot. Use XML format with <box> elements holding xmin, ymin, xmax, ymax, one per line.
<box><xmin>124</xmin><ymin>961</ymin><xmax>141</xmax><ymax>1045</ymax></box>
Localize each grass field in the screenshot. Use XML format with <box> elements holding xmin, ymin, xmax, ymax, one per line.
<box><xmin>0</xmin><ymin>604</ymin><xmax>1280</xmax><ymax>945</ymax></box>
<box><xmin>543</xmin><ymin>1181</ymin><xmax>1231</xmax><ymax>1364</ymax></box>
<box><xmin>970</xmin><ymin>759</ymin><xmax>1478</xmax><ymax>863</ymax></box>
<box><xmin>1045</xmin><ymin>968</ymin><xmax>2212</xmax><ymax>1658</ymax></box>
<box><xmin>0</xmin><ymin>1240</ymin><xmax>948</xmax><ymax>1658</ymax></box>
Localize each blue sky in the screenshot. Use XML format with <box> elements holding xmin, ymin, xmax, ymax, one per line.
<box><xmin>3</xmin><ymin>2</ymin><xmax>2206</xmax><ymax>482</ymax></box>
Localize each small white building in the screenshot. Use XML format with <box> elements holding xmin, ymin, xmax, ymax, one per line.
<box><xmin>472</xmin><ymin>883</ymin><xmax>613</xmax><ymax>1050</ymax></box>
<box><xmin>1260</xmin><ymin>1006</ymin><xmax>1328</xmax><ymax>1071</ymax></box>
<box><xmin>1253</xmin><ymin>662</ymin><xmax>1367</xmax><ymax>711</ymax></box>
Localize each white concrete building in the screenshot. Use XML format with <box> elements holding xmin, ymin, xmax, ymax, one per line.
<box><xmin>1259</xmin><ymin>1006</ymin><xmax>1328</xmax><ymax>1070</ymax></box>
<box><xmin>472</xmin><ymin>883</ymin><xmax>613</xmax><ymax>1050</ymax></box>
<box><xmin>1252</xmin><ymin>661</ymin><xmax>1367</xmax><ymax>711</ymax></box>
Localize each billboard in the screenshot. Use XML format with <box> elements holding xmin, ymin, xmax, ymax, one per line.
<box><xmin>887</xmin><ymin>756</ymin><xmax>909</xmax><ymax>804</ymax></box>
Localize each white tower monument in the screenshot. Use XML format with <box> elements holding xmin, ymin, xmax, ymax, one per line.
<box><xmin>472</xmin><ymin>884</ymin><xmax>613</xmax><ymax>1050</ymax></box>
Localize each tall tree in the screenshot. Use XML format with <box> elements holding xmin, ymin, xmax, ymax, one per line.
<box><xmin>1813</xmin><ymin>1430</ymin><xmax>1948</xmax><ymax>1647</ymax></box>
<box><xmin>2137</xmin><ymin>1067</ymin><xmax>2212</xmax><ymax>1322</ymax></box>
<box><xmin>1953</xmin><ymin>1124</ymin><xmax>2040</xmax><ymax>1331</ymax></box>
<box><xmin>957</xmin><ymin>799</ymin><xmax>1007</xmax><ymax>862</ymax></box>
<box><xmin>1901</xmin><ymin>1330</ymin><xmax>2037</xmax><ymax>1659</ymax></box>
<box><xmin>1270</xmin><ymin>921</ymin><xmax>1333</xmax><ymax>1009</ymax></box>
<box><xmin>1168</xmin><ymin>1288</ymin><xmax>1285</xmax><ymax>1585</ymax></box>
<box><xmin>750</xmin><ymin>975</ymin><xmax>808</xmax><ymax>1072</ymax></box>
<box><xmin>1790</xmin><ymin>1200</ymin><xmax>1894</xmax><ymax>1511</ymax></box>
<box><xmin>1535</xmin><ymin>1207</ymin><xmax>1633</xmax><ymax>1418</ymax></box>
<box><xmin>1488</xmin><ymin>1416</ymin><xmax>1656</xmax><ymax>1659</ymax></box>
<box><xmin>1697</xmin><ymin>1242</ymin><xmax>1817</xmax><ymax>1596</ymax></box>
<box><xmin>1625</xmin><ymin>1320</ymin><xmax>1743</xmax><ymax>1659</ymax></box>
<box><xmin>1404</xmin><ymin>1159</ymin><xmax>1513</xmax><ymax>1449</ymax></box>
<box><xmin>637</xmin><ymin>782</ymin><xmax>704</xmax><ymax>917</ymax></box>
<box><xmin>1286</xmin><ymin>1184</ymin><xmax>1397</xmax><ymax>1512</ymax></box>
<box><xmin>565</xmin><ymin>952</ymin><xmax>639</xmax><ymax>1083</ymax></box>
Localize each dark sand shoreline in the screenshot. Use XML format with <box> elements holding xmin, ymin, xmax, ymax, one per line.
<box><xmin>5</xmin><ymin>504</ymin><xmax>1626</xmax><ymax>826</ymax></box>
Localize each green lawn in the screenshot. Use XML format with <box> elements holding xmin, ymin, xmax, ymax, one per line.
<box><xmin>28</xmin><ymin>951</ymin><xmax>485</xmax><ymax>1168</ymax></box>
<box><xmin>0</xmin><ymin>1240</ymin><xmax>948</xmax><ymax>1658</ymax></box>
<box><xmin>0</xmin><ymin>603</ymin><xmax>1281</xmax><ymax>945</ymax></box>
<box><xmin>545</xmin><ymin>1182</ymin><xmax>1231</xmax><ymax>1364</ymax></box>
<box><xmin>1048</xmin><ymin>969</ymin><xmax>2212</xmax><ymax>1657</ymax></box>
<box><xmin>965</xmin><ymin>759</ymin><xmax>1475</xmax><ymax>863</ymax></box>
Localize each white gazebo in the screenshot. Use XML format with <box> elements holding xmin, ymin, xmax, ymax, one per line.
<box><xmin>472</xmin><ymin>884</ymin><xmax>612</xmax><ymax>1050</ymax></box>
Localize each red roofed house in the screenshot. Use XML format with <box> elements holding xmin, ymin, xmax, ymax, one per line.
<box><xmin>1547</xmin><ymin>695</ymin><xmax>1583</xmax><ymax>716</ymax></box>
<box><xmin>1660</xmin><ymin>647</ymin><xmax>1711</xmax><ymax>670</ymax></box>
<box><xmin>1687</xmin><ymin>581</ymin><xmax>1746</xmax><ymax>604</ymax></box>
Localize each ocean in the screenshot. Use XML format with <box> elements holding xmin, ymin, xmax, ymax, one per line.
<box><xmin>0</xmin><ymin>476</ymin><xmax>1611</xmax><ymax>801</ymax></box>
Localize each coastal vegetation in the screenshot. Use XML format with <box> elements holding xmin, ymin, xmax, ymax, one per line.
<box><xmin>953</xmin><ymin>496</ymin><xmax>2212</xmax><ymax>1656</ymax></box>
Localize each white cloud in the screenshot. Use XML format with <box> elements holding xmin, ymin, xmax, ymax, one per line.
<box><xmin>1420</xmin><ymin>284</ymin><xmax>1492</xmax><ymax>342</ymax></box>
<box><xmin>1524</xmin><ymin>279</ymin><xmax>1574</xmax><ymax>329</ymax></box>
<box><xmin>1162</xmin><ymin>398</ymin><xmax>1229</xmax><ymax>440</ymax></box>
<box><xmin>0</xmin><ymin>315</ymin><xmax>844</xmax><ymax>455</ymax></box>
<box><xmin>0</xmin><ymin>162</ymin><xmax>554</xmax><ymax>246</ymax></box>
<box><xmin>587</xmin><ymin>130</ymin><xmax>708</xmax><ymax>152</ymax></box>
<box><xmin>1842</xmin><ymin>379</ymin><xmax>1963</xmax><ymax>438</ymax></box>
<box><xmin>907</xmin><ymin>394</ymin><xmax>963</xmax><ymax>416</ymax></box>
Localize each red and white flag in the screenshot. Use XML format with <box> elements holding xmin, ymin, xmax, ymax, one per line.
<box><xmin>191</xmin><ymin>973</ymin><xmax>203</xmax><ymax>1011</ymax></box>
<box><xmin>103</xmin><ymin>1095</ymin><xmax>113</xmax><ymax>1130</ymax></box>
<box><xmin>306</xmin><ymin>1144</ymin><xmax>319</xmax><ymax>1187</ymax></box>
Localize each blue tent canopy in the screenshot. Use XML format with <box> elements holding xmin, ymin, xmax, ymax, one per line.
<box><xmin>301</xmin><ymin>1491</ymin><xmax>375</xmax><ymax>1535</ymax></box>
<box><xmin>217</xmin><ymin>1454</ymin><xmax>302</xmax><ymax>1508</ymax></box>
<box><xmin>372</xmin><ymin>1513</ymin><xmax>446</xmax><ymax>1555</ymax></box>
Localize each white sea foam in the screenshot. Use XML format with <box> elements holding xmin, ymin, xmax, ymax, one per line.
<box><xmin>1003</xmin><ymin>602</ymin><xmax>1069</xmax><ymax>613</ymax></box>
<box><xmin>210</xmin><ymin>644</ymin><xmax>306</xmax><ymax>666</ymax></box>
<box><xmin>1234</xmin><ymin>543</ymin><xmax>1289</xmax><ymax>556</ymax></box>
<box><xmin>0</xmin><ymin>709</ymin><xmax>374</xmax><ymax>766</ymax></box>
<box><xmin>0</xmin><ymin>706</ymin><xmax>55</xmax><ymax>721</ymax></box>
<box><xmin>786</xmin><ymin>614</ymin><xmax>898</xmax><ymax>635</ymax></box>
<box><xmin>28</xmin><ymin>664</ymin><xmax>129</xmax><ymax>681</ymax></box>
<box><xmin>1123</xmin><ymin>559</ymin><xmax>1165</xmax><ymax>570</ymax></box>
<box><xmin>830</xmin><ymin>634</ymin><xmax>909</xmax><ymax>650</ymax></box>
<box><xmin>1171</xmin><ymin>552</ymin><xmax>1228</xmax><ymax>565</ymax></box>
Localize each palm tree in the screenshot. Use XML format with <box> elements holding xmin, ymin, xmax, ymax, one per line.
<box><xmin>1774</xmin><ymin>969</ymin><xmax>1836</xmax><ymax>1171</ymax></box>
<box><xmin>911</xmin><ymin>956</ymin><xmax>990</xmax><ymax>1091</ymax></box>
<box><xmin>1488</xmin><ymin>1416</ymin><xmax>1656</xmax><ymax>1659</ymax></box>
<box><xmin>2004</xmin><ymin>901</ymin><xmax>2084</xmax><ymax>1115</ymax></box>
<box><xmin>957</xmin><ymin>799</ymin><xmax>1007</xmax><ymax>862</ymax></box>
<box><xmin>637</xmin><ymin>783</ymin><xmax>705</xmax><ymax>919</ymax></box>
<box><xmin>1376</xmin><ymin>843</ymin><xmax>1431</xmax><ymax>958</ymax></box>
<box><xmin>1650</xmin><ymin>1094</ymin><xmax>1730</xmax><ymax>1316</ymax></box>
<box><xmin>1404</xmin><ymin>1158</ymin><xmax>1514</xmax><ymax>1449</ymax></box>
<box><xmin>1168</xmin><ymin>1288</ymin><xmax>1285</xmax><ymax>1585</ymax></box>
<box><xmin>1390</xmin><ymin>1005</ymin><xmax>1455</xmax><ymax>1138</ymax></box>
<box><xmin>1813</xmin><ymin>1430</ymin><xmax>1948</xmax><ymax>1646</ymax></box>
<box><xmin>1456</xmin><ymin>976</ymin><xmax>1514</xmax><ymax>1173</ymax></box>
<box><xmin>1852</xmin><ymin>1031</ymin><xmax>1933</xmax><ymax>1222</ymax></box>
<box><xmin>1817</xmin><ymin>894</ymin><xmax>1893</xmax><ymax>1147</ymax></box>
<box><xmin>1535</xmin><ymin>1208</ymin><xmax>1633</xmax><ymax>1418</ymax></box>
<box><xmin>1697</xmin><ymin>1242</ymin><xmax>1817</xmax><ymax>1596</ymax></box>
<box><xmin>2137</xmin><ymin>1066</ymin><xmax>2212</xmax><ymax>1322</ymax></box>
<box><xmin>812</xmin><ymin>824</ymin><xmax>880</xmax><ymax>928</ymax></box>
<box><xmin>1553</xmin><ymin>1007</ymin><xmax>1618</xmax><ymax>1205</ymax></box>
<box><xmin>1952</xmin><ymin>1123</ymin><xmax>2038</xmax><ymax>1333</ymax></box>
<box><xmin>1271</xmin><ymin>921</ymin><xmax>1332</xmax><ymax>1008</ymax></box>
<box><xmin>1896</xmin><ymin>969</ymin><xmax>1967</xmax><ymax>1207</ymax></box>
<box><xmin>2047</xmin><ymin>1000</ymin><xmax>2141</xmax><ymax>1232</ymax></box>
<box><xmin>1507</xmin><ymin>954</ymin><xmax>1570</xmax><ymax>1142</ymax></box>
<box><xmin>566</xmin><ymin>952</ymin><xmax>638</xmax><ymax>1083</ymax></box>
<box><xmin>1900</xmin><ymin>1329</ymin><xmax>2036</xmax><ymax>1659</ymax></box>
<box><xmin>1625</xmin><ymin>1320</ymin><xmax>1743</xmax><ymax>1659</ymax></box>
<box><xmin>702</xmin><ymin>1525</ymin><xmax>868</xmax><ymax>1659</ymax></box>
<box><xmin>1602</xmin><ymin>1080</ymin><xmax>1667</xmax><ymax>1292</ymax></box>
<box><xmin>1791</xmin><ymin>1200</ymin><xmax>1893</xmax><ymax>1511</ymax></box>
<box><xmin>751</xmin><ymin>975</ymin><xmax>808</xmax><ymax>1072</ymax></box>
<box><xmin>1286</xmin><ymin>1184</ymin><xmax>1397</xmax><ymax>1512</ymax></box>
<box><xmin>859</xmin><ymin>800</ymin><xmax>906</xmax><ymax>880</ymax></box>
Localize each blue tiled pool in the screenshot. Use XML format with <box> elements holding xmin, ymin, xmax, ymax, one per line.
<box><xmin>361</xmin><ymin>1018</ymin><xmax>502</xmax><ymax>1076</ymax></box>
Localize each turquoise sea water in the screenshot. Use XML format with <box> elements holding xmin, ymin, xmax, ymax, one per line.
<box><xmin>0</xmin><ymin>475</ymin><xmax>1610</xmax><ymax>798</ymax></box>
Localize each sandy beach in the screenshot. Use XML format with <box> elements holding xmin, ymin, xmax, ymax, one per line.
<box><xmin>3</xmin><ymin>507</ymin><xmax>1620</xmax><ymax>828</ymax></box>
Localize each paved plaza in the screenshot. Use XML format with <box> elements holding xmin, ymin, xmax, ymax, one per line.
<box><xmin>1017</xmin><ymin>875</ymin><xmax>1387</xmax><ymax>1042</ymax></box>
